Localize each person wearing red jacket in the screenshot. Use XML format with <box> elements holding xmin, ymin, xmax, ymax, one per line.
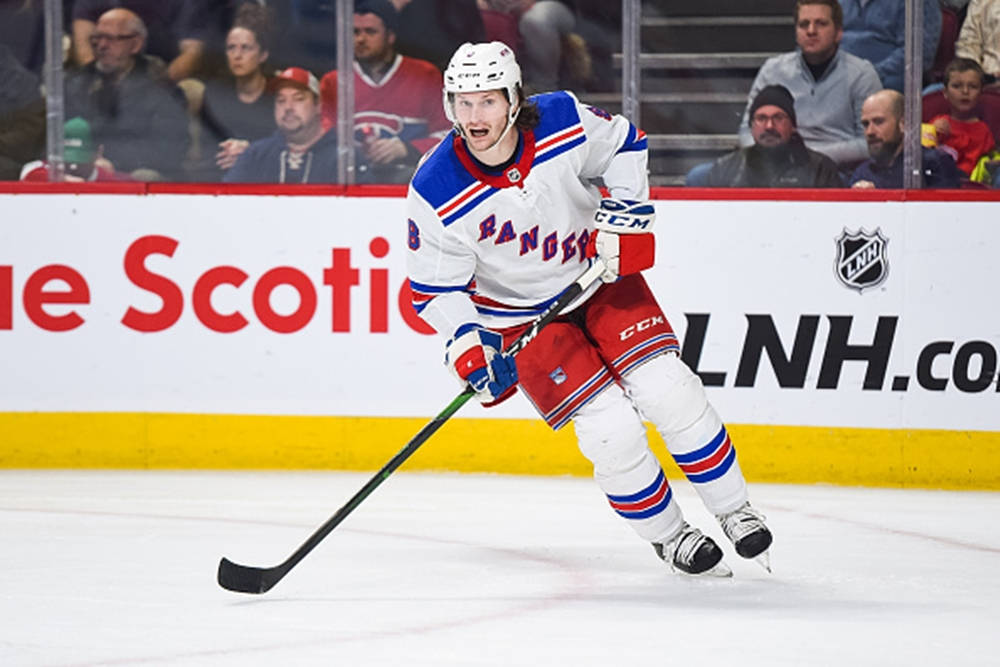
<box><xmin>320</xmin><ymin>0</ymin><xmax>451</xmax><ymax>183</ymax></box>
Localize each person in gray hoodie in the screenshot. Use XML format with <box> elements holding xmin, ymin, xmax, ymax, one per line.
<box><xmin>738</xmin><ymin>0</ymin><xmax>881</xmax><ymax>168</ymax></box>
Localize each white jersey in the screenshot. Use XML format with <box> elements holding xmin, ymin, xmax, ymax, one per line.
<box><xmin>405</xmin><ymin>91</ymin><xmax>649</xmax><ymax>337</ymax></box>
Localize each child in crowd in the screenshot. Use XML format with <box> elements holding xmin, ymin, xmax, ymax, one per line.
<box><xmin>929</xmin><ymin>58</ymin><xmax>998</xmax><ymax>181</ymax></box>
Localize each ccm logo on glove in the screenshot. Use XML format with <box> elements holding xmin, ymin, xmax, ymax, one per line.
<box><xmin>592</xmin><ymin>199</ymin><xmax>656</xmax><ymax>232</ymax></box>
<box><xmin>587</xmin><ymin>198</ymin><xmax>656</xmax><ymax>282</ymax></box>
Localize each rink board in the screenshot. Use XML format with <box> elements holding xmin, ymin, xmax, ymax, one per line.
<box><xmin>1</xmin><ymin>190</ymin><xmax>998</xmax><ymax>488</ymax></box>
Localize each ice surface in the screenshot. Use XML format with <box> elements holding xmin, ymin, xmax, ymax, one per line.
<box><xmin>1</xmin><ymin>470</ymin><xmax>998</xmax><ymax>666</ymax></box>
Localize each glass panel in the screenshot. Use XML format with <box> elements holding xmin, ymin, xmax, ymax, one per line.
<box><xmin>0</xmin><ymin>1</ymin><xmax>50</xmax><ymax>181</ymax></box>
<box><xmin>620</xmin><ymin>0</ymin><xmax>966</xmax><ymax>190</ymax></box>
<box><xmin>185</xmin><ymin>2</ymin><xmax>341</xmax><ymax>183</ymax></box>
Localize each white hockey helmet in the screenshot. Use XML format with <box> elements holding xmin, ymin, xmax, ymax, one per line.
<box><xmin>442</xmin><ymin>41</ymin><xmax>522</xmax><ymax>127</ymax></box>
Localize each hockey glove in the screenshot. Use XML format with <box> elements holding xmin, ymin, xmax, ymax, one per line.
<box><xmin>445</xmin><ymin>324</ymin><xmax>519</xmax><ymax>404</ymax></box>
<box><xmin>586</xmin><ymin>198</ymin><xmax>656</xmax><ymax>283</ymax></box>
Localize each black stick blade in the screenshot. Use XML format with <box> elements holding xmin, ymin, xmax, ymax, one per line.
<box><xmin>217</xmin><ymin>557</ymin><xmax>286</xmax><ymax>594</ymax></box>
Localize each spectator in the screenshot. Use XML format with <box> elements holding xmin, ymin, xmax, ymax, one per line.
<box><xmin>955</xmin><ymin>0</ymin><xmax>1000</xmax><ymax>86</ymax></box>
<box><xmin>476</xmin><ymin>0</ymin><xmax>582</xmax><ymax>93</ymax></box>
<box><xmin>850</xmin><ymin>89</ymin><xmax>962</xmax><ymax>187</ymax></box>
<box><xmin>928</xmin><ymin>58</ymin><xmax>997</xmax><ymax>176</ymax></box>
<box><xmin>64</xmin><ymin>8</ymin><xmax>191</xmax><ymax>181</ymax></box>
<box><xmin>738</xmin><ymin>0</ymin><xmax>881</xmax><ymax>168</ymax></box>
<box><xmin>20</xmin><ymin>117</ymin><xmax>132</xmax><ymax>181</ymax></box>
<box><xmin>389</xmin><ymin>0</ymin><xmax>486</xmax><ymax>72</ymax></box>
<box><xmin>198</xmin><ymin>3</ymin><xmax>276</xmax><ymax>179</ymax></box>
<box><xmin>225</xmin><ymin>66</ymin><xmax>339</xmax><ymax>183</ymax></box>
<box><xmin>320</xmin><ymin>0</ymin><xmax>451</xmax><ymax>184</ymax></box>
<box><xmin>704</xmin><ymin>85</ymin><xmax>843</xmax><ymax>188</ymax></box>
<box><xmin>0</xmin><ymin>42</ymin><xmax>45</xmax><ymax>180</ymax></box>
<box><xmin>838</xmin><ymin>0</ymin><xmax>941</xmax><ymax>92</ymax></box>
<box><xmin>71</xmin><ymin>0</ymin><xmax>213</xmax><ymax>82</ymax></box>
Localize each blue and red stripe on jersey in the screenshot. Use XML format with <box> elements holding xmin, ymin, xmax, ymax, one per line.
<box><xmin>533</xmin><ymin>123</ymin><xmax>585</xmax><ymax>167</ymax></box>
<box><xmin>616</xmin><ymin>125</ymin><xmax>648</xmax><ymax>154</ymax></box>
<box><xmin>470</xmin><ymin>291</ymin><xmax>567</xmax><ymax>320</ymax></box>
<box><xmin>606</xmin><ymin>468</ymin><xmax>673</xmax><ymax>520</ymax></box>
<box><xmin>409</xmin><ymin>278</ymin><xmax>474</xmax><ymax>315</ymax></box>
<box><xmin>673</xmin><ymin>426</ymin><xmax>737</xmax><ymax>484</ymax></box>
<box><xmin>437</xmin><ymin>180</ymin><xmax>498</xmax><ymax>226</ymax></box>
<box><xmin>611</xmin><ymin>333</ymin><xmax>680</xmax><ymax>378</ymax></box>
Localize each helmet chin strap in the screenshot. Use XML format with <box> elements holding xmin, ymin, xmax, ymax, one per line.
<box><xmin>487</xmin><ymin>104</ymin><xmax>520</xmax><ymax>151</ymax></box>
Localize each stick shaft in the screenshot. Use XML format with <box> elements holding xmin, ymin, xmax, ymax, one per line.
<box><xmin>218</xmin><ymin>261</ymin><xmax>603</xmax><ymax>593</ymax></box>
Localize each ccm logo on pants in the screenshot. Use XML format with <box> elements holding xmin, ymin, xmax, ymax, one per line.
<box><xmin>620</xmin><ymin>315</ymin><xmax>665</xmax><ymax>341</ymax></box>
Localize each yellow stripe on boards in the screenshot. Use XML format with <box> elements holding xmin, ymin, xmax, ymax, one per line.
<box><xmin>1</xmin><ymin>412</ymin><xmax>998</xmax><ymax>490</ymax></box>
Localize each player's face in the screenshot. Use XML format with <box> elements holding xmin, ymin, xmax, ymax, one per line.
<box><xmin>795</xmin><ymin>4</ymin><xmax>842</xmax><ymax>64</ymax></box>
<box><xmin>226</xmin><ymin>27</ymin><xmax>268</xmax><ymax>78</ymax></box>
<box><xmin>453</xmin><ymin>90</ymin><xmax>513</xmax><ymax>154</ymax></box>
<box><xmin>943</xmin><ymin>69</ymin><xmax>983</xmax><ymax>117</ymax></box>
<box><xmin>750</xmin><ymin>104</ymin><xmax>795</xmax><ymax>147</ymax></box>
<box><xmin>861</xmin><ymin>96</ymin><xmax>904</xmax><ymax>162</ymax></box>
<box><xmin>354</xmin><ymin>13</ymin><xmax>394</xmax><ymax>65</ymax></box>
<box><xmin>275</xmin><ymin>86</ymin><xmax>320</xmax><ymax>140</ymax></box>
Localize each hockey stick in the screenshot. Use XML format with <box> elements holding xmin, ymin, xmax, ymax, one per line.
<box><xmin>217</xmin><ymin>260</ymin><xmax>605</xmax><ymax>594</ymax></box>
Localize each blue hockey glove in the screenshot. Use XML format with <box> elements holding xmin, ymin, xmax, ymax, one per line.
<box><xmin>445</xmin><ymin>324</ymin><xmax>518</xmax><ymax>404</ymax></box>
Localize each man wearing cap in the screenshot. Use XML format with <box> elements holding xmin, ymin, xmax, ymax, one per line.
<box><xmin>20</xmin><ymin>117</ymin><xmax>131</xmax><ymax>182</ymax></box>
<box><xmin>737</xmin><ymin>0</ymin><xmax>881</xmax><ymax>167</ymax></box>
<box><xmin>225</xmin><ymin>67</ymin><xmax>339</xmax><ymax>183</ymax></box>
<box><xmin>319</xmin><ymin>0</ymin><xmax>451</xmax><ymax>183</ymax></box>
<box><xmin>704</xmin><ymin>84</ymin><xmax>843</xmax><ymax>188</ymax></box>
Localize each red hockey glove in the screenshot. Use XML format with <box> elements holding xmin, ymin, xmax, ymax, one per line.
<box><xmin>586</xmin><ymin>198</ymin><xmax>656</xmax><ymax>282</ymax></box>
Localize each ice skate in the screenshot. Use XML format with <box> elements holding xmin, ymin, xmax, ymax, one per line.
<box><xmin>717</xmin><ymin>502</ymin><xmax>773</xmax><ymax>572</ymax></box>
<box><xmin>653</xmin><ymin>523</ymin><xmax>732</xmax><ymax>577</ymax></box>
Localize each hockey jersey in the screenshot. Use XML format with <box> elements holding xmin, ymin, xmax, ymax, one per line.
<box><xmin>405</xmin><ymin>91</ymin><xmax>648</xmax><ymax>337</ymax></box>
<box><xmin>320</xmin><ymin>55</ymin><xmax>452</xmax><ymax>157</ymax></box>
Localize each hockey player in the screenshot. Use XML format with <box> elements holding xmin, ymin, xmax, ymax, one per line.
<box><xmin>404</xmin><ymin>41</ymin><xmax>773</xmax><ymax>576</ymax></box>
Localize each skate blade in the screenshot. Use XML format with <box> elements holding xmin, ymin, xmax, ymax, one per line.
<box><xmin>753</xmin><ymin>550</ymin><xmax>771</xmax><ymax>573</ymax></box>
<box><xmin>675</xmin><ymin>560</ymin><xmax>733</xmax><ymax>578</ymax></box>
<box><xmin>704</xmin><ymin>561</ymin><xmax>734</xmax><ymax>577</ymax></box>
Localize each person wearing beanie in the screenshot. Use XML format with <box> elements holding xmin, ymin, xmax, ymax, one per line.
<box><xmin>704</xmin><ymin>84</ymin><xmax>843</xmax><ymax>188</ymax></box>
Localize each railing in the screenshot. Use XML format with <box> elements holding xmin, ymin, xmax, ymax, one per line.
<box><xmin>0</xmin><ymin>0</ymin><xmax>970</xmax><ymax>190</ymax></box>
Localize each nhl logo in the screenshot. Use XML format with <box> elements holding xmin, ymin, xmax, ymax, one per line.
<box><xmin>835</xmin><ymin>228</ymin><xmax>889</xmax><ymax>293</ymax></box>
<box><xmin>506</xmin><ymin>166</ymin><xmax>522</xmax><ymax>184</ymax></box>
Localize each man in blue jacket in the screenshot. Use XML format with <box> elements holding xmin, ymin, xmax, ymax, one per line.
<box><xmin>225</xmin><ymin>67</ymin><xmax>339</xmax><ymax>183</ymax></box>
<box><xmin>850</xmin><ymin>89</ymin><xmax>962</xmax><ymax>188</ymax></box>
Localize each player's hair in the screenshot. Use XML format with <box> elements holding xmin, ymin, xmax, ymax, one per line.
<box><xmin>943</xmin><ymin>57</ymin><xmax>985</xmax><ymax>87</ymax></box>
<box><xmin>513</xmin><ymin>86</ymin><xmax>541</xmax><ymax>131</ymax></box>
<box><xmin>794</xmin><ymin>0</ymin><xmax>842</xmax><ymax>30</ymax></box>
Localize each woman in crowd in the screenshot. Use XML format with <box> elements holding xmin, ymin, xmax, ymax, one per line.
<box><xmin>198</xmin><ymin>3</ymin><xmax>276</xmax><ymax>179</ymax></box>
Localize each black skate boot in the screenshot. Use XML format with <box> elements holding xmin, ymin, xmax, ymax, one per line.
<box><xmin>653</xmin><ymin>523</ymin><xmax>731</xmax><ymax>577</ymax></box>
<box><xmin>717</xmin><ymin>502</ymin><xmax>773</xmax><ymax>571</ymax></box>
